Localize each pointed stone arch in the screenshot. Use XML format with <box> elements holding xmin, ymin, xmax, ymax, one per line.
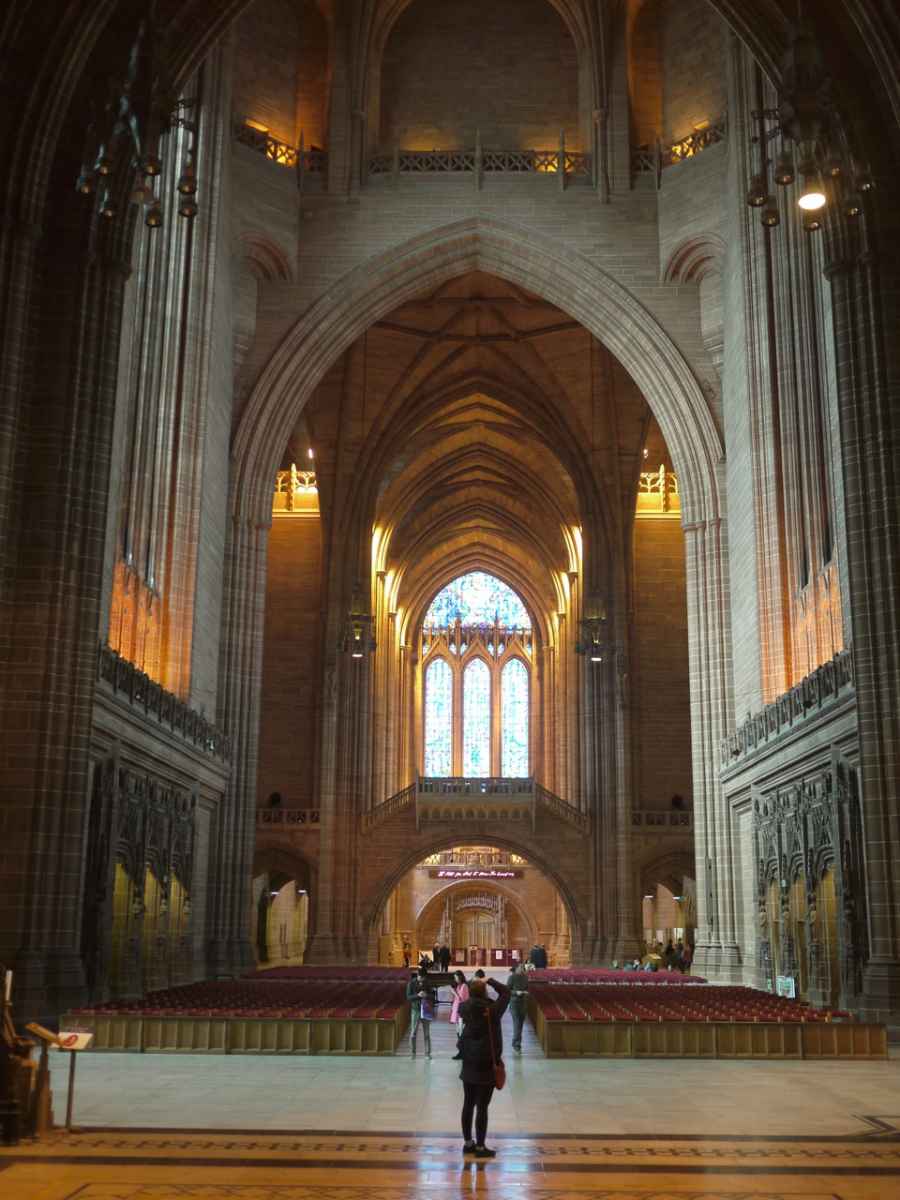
<box><xmin>233</xmin><ymin>215</ymin><xmax>724</xmax><ymax>530</ymax></box>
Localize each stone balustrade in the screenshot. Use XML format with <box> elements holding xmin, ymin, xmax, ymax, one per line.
<box><xmin>416</xmin><ymin>775</ymin><xmax>535</xmax><ymax>829</ymax></box>
<box><xmin>97</xmin><ymin>642</ymin><xmax>229</xmax><ymax>760</ymax></box>
<box><xmin>367</xmin><ymin>146</ymin><xmax>591</xmax><ymax>182</ymax></box>
<box><xmin>631</xmin><ymin>809</ymin><xmax>693</xmax><ymax>832</ymax></box>
<box><xmin>631</xmin><ymin>114</ymin><xmax>727</xmax><ymax>182</ymax></box>
<box><xmin>721</xmin><ymin>649</ymin><xmax>854</xmax><ymax>767</ymax></box>
<box><xmin>257</xmin><ymin>808</ymin><xmax>321</xmax><ymax>828</ymax></box>
<box><xmin>233</xmin><ymin>121</ymin><xmax>327</xmax><ymax>183</ymax></box>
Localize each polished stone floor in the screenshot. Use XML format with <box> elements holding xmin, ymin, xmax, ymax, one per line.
<box><xmin>1</xmin><ymin>1013</ymin><xmax>898</xmax><ymax>1198</ymax></box>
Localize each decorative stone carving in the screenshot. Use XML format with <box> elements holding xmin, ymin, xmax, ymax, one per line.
<box><xmin>752</xmin><ymin>760</ymin><xmax>865</xmax><ymax>1007</ymax></box>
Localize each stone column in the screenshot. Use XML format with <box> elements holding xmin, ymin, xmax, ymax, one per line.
<box><xmin>2</xmin><ymin>214</ymin><xmax>131</xmax><ymax>1019</ymax></box>
<box><xmin>684</xmin><ymin>515</ymin><xmax>741</xmax><ymax>980</ymax></box>
<box><xmin>825</xmin><ymin>226</ymin><xmax>900</xmax><ymax>1023</ymax></box>
<box><xmin>209</xmin><ymin>515</ymin><xmax>269</xmax><ymax>977</ymax></box>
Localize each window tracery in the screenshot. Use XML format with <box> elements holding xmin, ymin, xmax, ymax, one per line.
<box><xmin>421</xmin><ymin>573</ymin><xmax>532</xmax><ymax>777</ymax></box>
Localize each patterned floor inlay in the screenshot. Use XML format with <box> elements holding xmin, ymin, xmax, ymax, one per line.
<box><xmin>53</xmin><ymin>1189</ymin><xmax>849</xmax><ymax>1200</ymax></box>
<box><xmin>2</xmin><ymin>1129</ymin><xmax>896</xmax><ymax>1199</ymax></box>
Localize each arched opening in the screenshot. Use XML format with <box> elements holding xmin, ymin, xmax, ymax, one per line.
<box><xmin>374</xmin><ymin>843</ymin><xmax>571</xmax><ymax>966</ymax></box>
<box><xmin>251</xmin><ymin>849</ymin><xmax>315</xmax><ymax>967</ymax></box>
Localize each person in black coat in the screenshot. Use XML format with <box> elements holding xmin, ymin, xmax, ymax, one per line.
<box><xmin>457</xmin><ymin>976</ymin><xmax>510</xmax><ymax>1156</ymax></box>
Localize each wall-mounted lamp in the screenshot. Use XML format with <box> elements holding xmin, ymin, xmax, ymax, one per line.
<box><xmin>341</xmin><ymin>596</ymin><xmax>376</xmax><ymax>658</ymax></box>
<box><xmin>575</xmin><ymin>616</ymin><xmax>610</xmax><ymax>663</ymax></box>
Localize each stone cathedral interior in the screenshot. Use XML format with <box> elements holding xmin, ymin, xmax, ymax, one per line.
<box><xmin>0</xmin><ymin>0</ymin><xmax>899</xmax><ymax>1196</ymax></box>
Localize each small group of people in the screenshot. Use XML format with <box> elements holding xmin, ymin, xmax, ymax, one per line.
<box><xmin>622</xmin><ymin>938</ymin><xmax>692</xmax><ymax>973</ymax></box>
<box><xmin>406</xmin><ymin>960</ymin><xmax>530</xmax><ymax>1157</ymax></box>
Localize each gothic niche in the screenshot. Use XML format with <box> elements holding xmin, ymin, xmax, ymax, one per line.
<box><xmin>753</xmin><ymin>761</ymin><xmax>865</xmax><ymax>1009</ymax></box>
<box><xmin>81</xmin><ymin>755</ymin><xmax>196</xmax><ymax>1002</ymax></box>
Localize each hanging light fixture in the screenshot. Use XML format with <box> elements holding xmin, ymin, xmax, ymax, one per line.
<box><xmin>773</xmin><ymin>148</ymin><xmax>795</xmax><ymax>186</ymax></box>
<box><xmin>746</xmin><ymin>174</ymin><xmax>768</xmax><ymax>208</ymax></box>
<box><xmin>74</xmin><ymin>15</ymin><xmax>199</xmax><ymax>229</ymax></box>
<box><xmin>797</xmin><ymin>162</ymin><xmax>826</xmax><ymax>211</ymax></box>
<box><xmin>745</xmin><ymin>19</ymin><xmax>873</xmax><ymax>234</ymax></box>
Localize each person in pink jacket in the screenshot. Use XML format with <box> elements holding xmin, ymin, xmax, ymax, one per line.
<box><xmin>450</xmin><ymin>970</ymin><xmax>469</xmax><ymax>1058</ymax></box>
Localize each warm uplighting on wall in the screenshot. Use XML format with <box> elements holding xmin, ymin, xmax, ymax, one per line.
<box><xmin>244</xmin><ymin>119</ymin><xmax>270</xmax><ymax>133</ymax></box>
<box><xmin>108</xmin><ymin>560</ymin><xmax>163</xmax><ymax>683</ymax></box>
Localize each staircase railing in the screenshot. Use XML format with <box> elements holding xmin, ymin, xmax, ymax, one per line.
<box><xmin>535</xmin><ymin>784</ymin><xmax>590</xmax><ymax>833</ymax></box>
<box><xmin>361</xmin><ymin>782</ymin><xmax>416</xmax><ymax>831</ymax></box>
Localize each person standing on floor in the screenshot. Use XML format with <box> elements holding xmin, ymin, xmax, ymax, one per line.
<box><xmin>402</xmin><ymin>940</ymin><xmax>411</xmax><ymax>968</ymax></box>
<box><xmin>506</xmin><ymin>961</ymin><xmax>529</xmax><ymax>1052</ymax></box>
<box><xmin>407</xmin><ymin>967</ymin><xmax>436</xmax><ymax>1058</ymax></box>
<box><xmin>458</xmin><ymin>976</ymin><xmax>510</xmax><ymax>1157</ymax></box>
<box><xmin>449</xmin><ymin>970</ymin><xmax>469</xmax><ymax>1058</ymax></box>
<box><xmin>439</xmin><ymin>943</ymin><xmax>451</xmax><ymax>972</ymax></box>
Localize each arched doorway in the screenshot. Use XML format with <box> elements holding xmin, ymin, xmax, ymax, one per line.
<box><xmin>374</xmin><ymin>843</ymin><xmax>570</xmax><ymax>967</ymax></box>
<box><xmin>251</xmin><ymin>849</ymin><xmax>314</xmax><ymax>967</ymax></box>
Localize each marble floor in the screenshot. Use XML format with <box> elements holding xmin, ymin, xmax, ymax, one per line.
<box><xmin>1</xmin><ymin>1014</ymin><xmax>898</xmax><ymax>1199</ymax></box>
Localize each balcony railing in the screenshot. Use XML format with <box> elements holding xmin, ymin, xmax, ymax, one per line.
<box><xmin>257</xmin><ymin>807</ymin><xmax>321</xmax><ymax>827</ymax></box>
<box><xmin>97</xmin><ymin>642</ymin><xmax>229</xmax><ymax>760</ymax></box>
<box><xmin>631</xmin><ymin>114</ymin><xmax>727</xmax><ymax>185</ymax></box>
<box><xmin>233</xmin><ymin>120</ymin><xmax>327</xmax><ymax>183</ymax></box>
<box><xmin>367</xmin><ymin>144</ymin><xmax>591</xmax><ymax>185</ymax></box>
<box><xmin>631</xmin><ymin>809</ymin><xmax>694</xmax><ymax>832</ymax></box>
<box><xmin>721</xmin><ymin>649</ymin><xmax>854</xmax><ymax>767</ymax></box>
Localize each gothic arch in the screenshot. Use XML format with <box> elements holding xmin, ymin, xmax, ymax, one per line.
<box><xmin>639</xmin><ymin>849</ymin><xmax>695</xmax><ymax>899</ymax></box>
<box><xmin>238</xmin><ymin>233</ymin><xmax>294</xmax><ymax>283</ymax></box>
<box><xmin>662</xmin><ymin>234</ymin><xmax>727</xmax><ymax>285</ymax></box>
<box><xmin>232</xmin><ymin>215</ymin><xmax>725</xmax><ymax>530</ymax></box>
<box><xmin>414</xmin><ymin>879</ymin><xmax>539</xmax><ymax>947</ymax></box>
<box><xmin>362</xmin><ymin>828</ymin><xmax>588</xmax><ymax>953</ymax></box>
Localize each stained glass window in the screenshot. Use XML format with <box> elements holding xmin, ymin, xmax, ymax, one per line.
<box><xmin>463</xmin><ymin>659</ymin><xmax>491</xmax><ymax>777</ymax></box>
<box><xmin>424</xmin><ymin>658</ymin><xmax>453</xmax><ymax>776</ymax></box>
<box><xmin>426</xmin><ymin>572</ymin><xmax>530</xmax><ymax>628</ymax></box>
<box><xmin>501</xmin><ymin>658</ymin><xmax>529</xmax><ymax>777</ymax></box>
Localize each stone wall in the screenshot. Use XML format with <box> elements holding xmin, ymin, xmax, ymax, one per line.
<box><xmin>258</xmin><ymin>514</ymin><xmax>323</xmax><ymax>806</ymax></box>
<box><xmin>378</xmin><ymin>0</ymin><xmax>580</xmax><ymax>151</ymax></box>
<box><xmin>632</xmin><ymin>516</ymin><xmax>692</xmax><ymax>809</ymax></box>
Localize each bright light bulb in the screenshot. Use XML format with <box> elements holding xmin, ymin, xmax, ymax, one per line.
<box><xmin>798</xmin><ymin>187</ymin><xmax>826</xmax><ymax>211</ymax></box>
<box><xmin>798</xmin><ymin>165</ymin><xmax>826</xmax><ymax>211</ymax></box>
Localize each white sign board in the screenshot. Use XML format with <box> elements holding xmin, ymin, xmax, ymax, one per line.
<box><xmin>775</xmin><ymin>975</ymin><xmax>796</xmax><ymax>999</ymax></box>
<box><xmin>56</xmin><ymin>1032</ymin><xmax>94</xmax><ymax>1051</ymax></box>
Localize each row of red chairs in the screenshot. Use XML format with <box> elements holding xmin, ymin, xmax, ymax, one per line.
<box><xmin>70</xmin><ymin>979</ymin><xmax>408</xmax><ymax>1020</ymax></box>
<box><xmin>530</xmin><ymin>983</ymin><xmax>850</xmax><ymax>1024</ymax></box>
<box><xmin>245</xmin><ymin>966</ymin><xmax>409</xmax><ymax>981</ymax></box>
<box><xmin>529</xmin><ymin>969</ymin><xmax>705</xmax><ymax>984</ymax></box>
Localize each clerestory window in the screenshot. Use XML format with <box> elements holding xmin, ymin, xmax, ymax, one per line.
<box><xmin>421</xmin><ymin>573</ymin><xmax>531</xmax><ymax>777</ymax></box>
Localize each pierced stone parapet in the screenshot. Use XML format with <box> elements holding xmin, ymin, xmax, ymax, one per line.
<box><xmin>233</xmin><ymin>121</ymin><xmax>327</xmax><ymax>179</ymax></box>
<box><xmin>367</xmin><ymin>146</ymin><xmax>591</xmax><ymax>182</ymax></box>
<box><xmin>97</xmin><ymin>642</ymin><xmax>230</xmax><ymax>760</ymax></box>
<box><xmin>631</xmin><ymin>809</ymin><xmax>693</xmax><ymax>832</ymax></box>
<box><xmin>721</xmin><ymin>649</ymin><xmax>854</xmax><ymax>767</ymax></box>
<box><xmin>257</xmin><ymin>807</ymin><xmax>321</xmax><ymax>828</ymax></box>
<box><xmin>631</xmin><ymin>114</ymin><xmax>727</xmax><ymax>183</ymax></box>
